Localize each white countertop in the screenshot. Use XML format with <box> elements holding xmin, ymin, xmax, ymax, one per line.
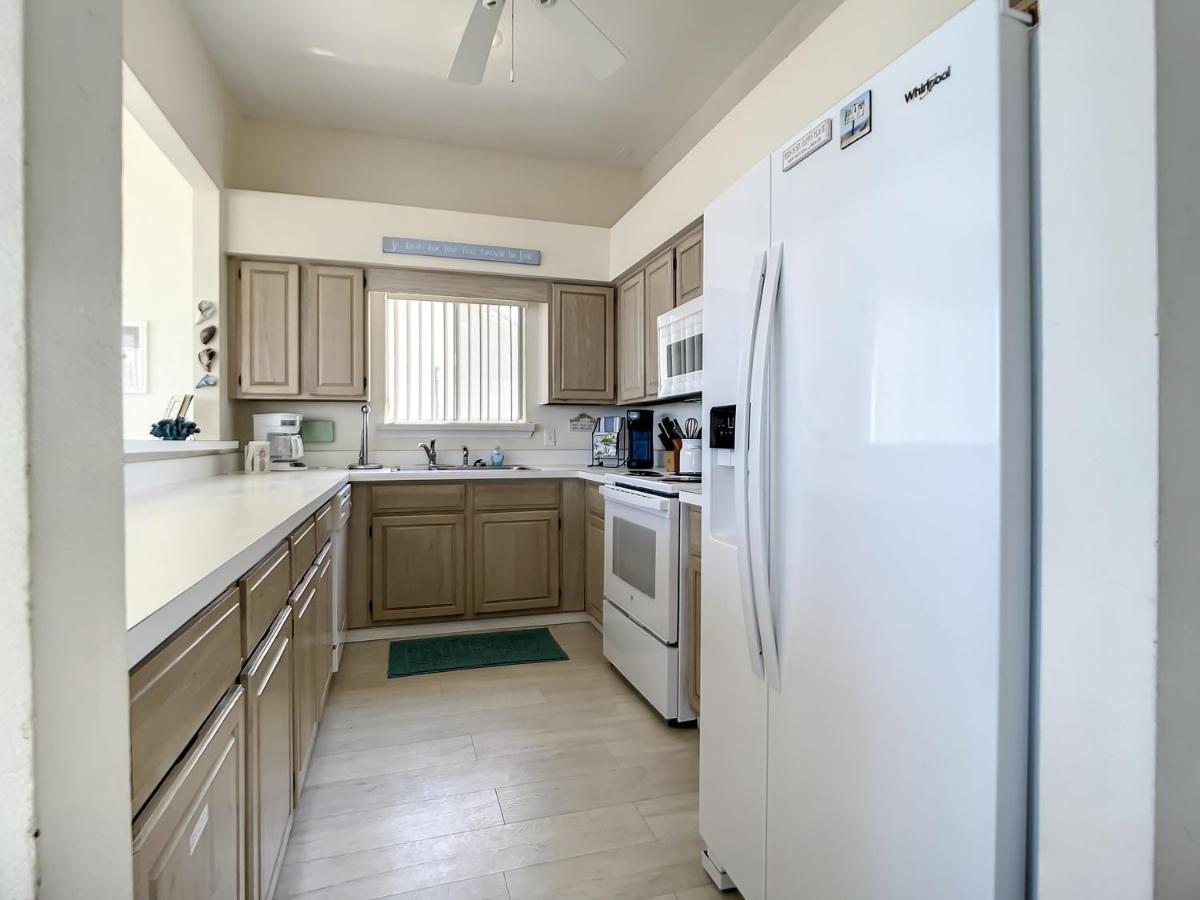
<box><xmin>126</xmin><ymin>465</ymin><xmax>702</xmax><ymax>666</ymax></box>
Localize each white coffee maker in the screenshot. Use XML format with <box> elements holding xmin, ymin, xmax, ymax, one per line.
<box><xmin>252</xmin><ymin>413</ymin><xmax>307</xmax><ymax>471</ymax></box>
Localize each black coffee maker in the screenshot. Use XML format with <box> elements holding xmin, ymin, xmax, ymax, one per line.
<box><xmin>625</xmin><ymin>409</ymin><xmax>655</xmax><ymax>469</ymax></box>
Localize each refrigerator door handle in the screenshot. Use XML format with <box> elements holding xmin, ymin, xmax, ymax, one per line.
<box><xmin>734</xmin><ymin>251</ymin><xmax>768</xmax><ymax>681</ymax></box>
<box><xmin>747</xmin><ymin>242</ymin><xmax>784</xmax><ymax>691</ymax></box>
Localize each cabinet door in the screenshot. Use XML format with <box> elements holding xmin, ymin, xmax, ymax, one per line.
<box><xmin>617</xmin><ymin>270</ymin><xmax>646</xmax><ymax>403</ymax></box>
<box><xmin>241</xmin><ymin>608</ymin><xmax>294</xmax><ymax>900</ymax></box>
<box><xmin>675</xmin><ymin>228</ymin><xmax>704</xmax><ymax>304</ymax></box>
<box><xmin>314</xmin><ymin>545</ymin><xmax>334</xmax><ymax>711</ymax></box>
<box><xmin>549</xmin><ymin>283</ymin><xmax>615</xmax><ymax>402</ymax></box>
<box><xmin>238</xmin><ymin>260</ymin><xmax>300</xmax><ymax>396</ymax></box>
<box><xmin>290</xmin><ymin>577</ymin><xmax>319</xmax><ymax>802</ymax></box>
<box><xmin>303</xmin><ymin>264</ymin><xmax>366</xmax><ymax>397</ymax></box>
<box><xmin>643</xmin><ymin>247</ymin><xmax>676</xmax><ymax>399</ymax></box>
<box><xmin>473</xmin><ymin>510</ymin><xmax>561</xmax><ymax>614</ymax></box>
<box><xmin>585</xmin><ymin>512</ymin><xmax>605</xmax><ymax>623</ymax></box>
<box><xmin>132</xmin><ymin>687</ymin><xmax>246</xmax><ymax>900</ymax></box>
<box><xmin>372</xmin><ymin>514</ymin><xmax>467</xmax><ymax>621</ymax></box>
<box><xmin>686</xmin><ymin>552</ymin><xmax>702</xmax><ymax>715</ymax></box>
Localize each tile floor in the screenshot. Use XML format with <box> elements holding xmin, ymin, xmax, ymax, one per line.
<box><xmin>277</xmin><ymin>623</ymin><xmax>740</xmax><ymax>900</ymax></box>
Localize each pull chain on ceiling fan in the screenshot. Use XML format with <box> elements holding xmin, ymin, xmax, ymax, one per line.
<box><xmin>449</xmin><ymin>0</ymin><xmax>626</xmax><ymax>86</ymax></box>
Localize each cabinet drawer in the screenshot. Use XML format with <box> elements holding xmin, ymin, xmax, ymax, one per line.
<box><xmin>241</xmin><ymin>541</ymin><xmax>291</xmax><ymax>656</ymax></box>
<box><xmin>688</xmin><ymin>505</ymin><xmax>701</xmax><ymax>557</ymax></box>
<box><xmin>585</xmin><ymin>481</ymin><xmax>605</xmax><ymax>518</ymax></box>
<box><xmin>314</xmin><ymin>499</ymin><xmax>336</xmax><ymax>547</ymax></box>
<box><xmin>288</xmin><ymin>515</ymin><xmax>318</xmax><ymax>587</ymax></box>
<box><xmin>132</xmin><ymin>686</ymin><xmax>246</xmax><ymax>900</ymax></box>
<box><xmin>129</xmin><ymin>586</ymin><xmax>242</xmax><ymax>815</ymax></box>
<box><xmin>372</xmin><ymin>482</ymin><xmax>466</xmax><ymax>513</ymax></box>
<box><xmin>473</xmin><ymin>480</ymin><xmax>561</xmax><ymax>511</ymax></box>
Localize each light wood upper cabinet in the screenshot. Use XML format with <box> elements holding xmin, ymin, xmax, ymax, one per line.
<box><xmin>241</xmin><ymin>607</ymin><xmax>294</xmax><ymax>900</ymax></box>
<box><xmin>234</xmin><ymin>259</ymin><xmax>366</xmax><ymax>400</ymax></box>
<box><xmin>548</xmin><ymin>283</ymin><xmax>615</xmax><ymax>403</ymax></box>
<box><xmin>473</xmin><ymin>509</ymin><xmax>560</xmax><ymax>614</ymax></box>
<box><xmin>617</xmin><ymin>270</ymin><xmax>646</xmax><ymax>403</ymax></box>
<box><xmin>238</xmin><ymin>261</ymin><xmax>300</xmax><ymax>396</ymax></box>
<box><xmin>303</xmin><ymin>264</ymin><xmax>366</xmax><ymax>398</ymax></box>
<box><xmin>643</xmin><ymin>248</ymin><xmax>676</xmax><ymax>400</ymax></box>
<box><xmin>372</xmin><ymin>514</ymin><xmax>467</xmax><ymax>621</ymax></box>
<box><xmin>132</xmin><ymin>687</ymin><xmax>246</xmax><ymax>900</ymax></box>
<box><xmin>675</xmin><ymin>228</ymin><xmax>704</xmax><ymax>304</ymax></box>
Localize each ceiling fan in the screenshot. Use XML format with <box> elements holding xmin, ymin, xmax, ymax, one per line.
<box><xmin>449</xmin><ymin>0</ymin><xmax>626</xmax><ymax>85</ymax></box>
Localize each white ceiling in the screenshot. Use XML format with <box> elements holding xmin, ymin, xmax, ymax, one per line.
<box><xmin>182</xmin><ymin>0</ymin><xmax>804</xmax><ymax>169</ymax></box>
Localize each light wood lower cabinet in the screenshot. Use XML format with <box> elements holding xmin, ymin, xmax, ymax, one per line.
<box><xmin>240</xmin><ymin>542</ymin><xmax>291</xmax><ymax>658</ymax></box>
<box><xmin>132</xmin><ymin>686</ymin><xmax>246</xmax><ymax>900</ymax></box>
<box><xmin>372</xmin><ymin>513</ymin><xmax>467</xmax><ymax>620</ymax></box>
<box><xmin>585</xmin><ymin>510</ymin><xmax>605</xmax><ymax>623</ymax></box>
<box><xmin>242</xmin><ymin>606</ymin><xmax>294</xmax><ymax>900</ymax></box>
<box><xmin>473</xmin><ymin>509</ymin><xmax>561</xmax><ymax>614</ymax></box>
<box><xmin>129</xmin><ymin>585</ymin><xmax>242</xmax><ymax>816</ymax></box>
<box><xmin>314</xmin><ymin>543</ymin><xmax>334</xmax><ymax>711</ymax></box>
<box><xmin>290</xmin><ymin>569</ymin><xmax>320</xmax><ymax>803</ymax></box>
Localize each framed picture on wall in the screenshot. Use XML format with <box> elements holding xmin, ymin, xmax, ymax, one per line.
<box><xmin>121</xmin><ymin>321</ymin><xmax>148</xmax><ymax>394</ymax></box>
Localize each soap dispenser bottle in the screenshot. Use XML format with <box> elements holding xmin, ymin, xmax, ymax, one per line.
<box><xmin>490</xmin><ymin>444</ymin><xmax>505</xmax><ymax>466</ymax></box>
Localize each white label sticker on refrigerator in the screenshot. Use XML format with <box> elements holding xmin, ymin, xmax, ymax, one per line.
<box><xmin>840</xmin><ymin>90</ymin><xmax>872</xmax><ymax>149</ymax></box>
<box><xmin>782</xmin><ymin>119</ymin><xmax>832</xmax><ymax>171</ymax></box>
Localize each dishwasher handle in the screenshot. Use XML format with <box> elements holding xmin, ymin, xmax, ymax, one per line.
<box><xmin>600</xmin><ymin>484</ymin><xmax>671</xmax><ymax>515</ymax></box>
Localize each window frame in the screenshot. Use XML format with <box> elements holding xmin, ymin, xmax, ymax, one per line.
<box><xmin>379</xmin><ymin>292</ymin><xmax>532</xmax><ymax>433</ymax></box>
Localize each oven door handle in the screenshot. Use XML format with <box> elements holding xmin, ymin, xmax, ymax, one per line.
<box><xmin>600</xmin><ymin>485</ymin><xmax>671</xmax><ymax>514</ymax></box>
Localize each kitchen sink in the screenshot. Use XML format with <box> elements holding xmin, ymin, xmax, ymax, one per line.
<box><xmin>388</xmin><ymin>464</ymin><xmax>537</xmax><ymax>472</ymax></box>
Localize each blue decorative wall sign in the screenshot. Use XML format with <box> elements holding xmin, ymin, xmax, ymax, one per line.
<box><xmin>382</xmin><ymin>236</ymin><xmax>542</xmax><ymax>266</ymax></box>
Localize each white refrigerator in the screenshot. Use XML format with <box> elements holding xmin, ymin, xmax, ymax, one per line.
<box><xmin>699</xmin><ymin>2</ymin><xmax>1032</xmax><ymax>898</ymax></box>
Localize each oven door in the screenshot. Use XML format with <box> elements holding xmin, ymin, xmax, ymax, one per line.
<box><xmin>601</xmin><ymin>484</ymin><xmax>679</xmax><ymax>644</ymax></box>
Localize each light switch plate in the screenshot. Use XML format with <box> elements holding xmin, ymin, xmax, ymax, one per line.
<box><xmin>543</xmin><ymin>428</ymin><xmax>557</xmax><ymax>447</ymax></box>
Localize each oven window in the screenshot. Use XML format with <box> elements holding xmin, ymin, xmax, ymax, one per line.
<box><xmin>612</xmin><ymin>517</ymin><xmax>657</xmax><ymax>599</ymax></box>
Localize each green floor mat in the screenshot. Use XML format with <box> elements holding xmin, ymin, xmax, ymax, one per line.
<box><xmin>387</xmin><ymin>627</ymin><xmax>569</xmax><ymax>678</ymax></box>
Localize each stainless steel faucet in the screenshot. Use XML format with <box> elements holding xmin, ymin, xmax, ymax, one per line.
<box><xmin>462</xmin><ymin>445</ymin><xmax>469</xmax><ymax>466</ymax></box>
<box><xmin>417</xmin><ymin>439</ymin><xmax>437</xmax><ymax>466</ymax></box>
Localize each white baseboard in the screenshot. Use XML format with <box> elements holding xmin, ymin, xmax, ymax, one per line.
<box><xmin>343</xmin><ymin>611</ymin><xmax>592</xmax><ymax>644</ymax></box>
<box><xmin>586</xmin><ymin>614</ymin><xmax>602</xmax><ymax>633</ymax></box>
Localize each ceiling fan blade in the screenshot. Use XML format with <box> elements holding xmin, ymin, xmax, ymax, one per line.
<box><xmin>536</xmin><ymin>0</ymin><xmax>626</xmax><ymax>80</ymax></box>
<box><xmin>449</xmin><ymin>0</ymin><xmax>506</xmax><ymax>85</ymax></box>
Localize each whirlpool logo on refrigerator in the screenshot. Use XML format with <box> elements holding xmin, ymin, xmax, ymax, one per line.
<box><xmin>904</xmin><ymin>65</ymin><xmax>951</xmax><ymax>102</ymax></box>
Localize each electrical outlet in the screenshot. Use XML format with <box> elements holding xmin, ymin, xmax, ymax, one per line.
<box><xmin>543</xmin><ymin>428</ymin><xmax>557</xmax><ymax>448</ymax></box>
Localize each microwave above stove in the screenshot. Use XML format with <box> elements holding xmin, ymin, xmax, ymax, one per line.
<box><xmin>656</xmin><ymin>296</ymin><xmax>702</xmax><ymax>399</ymax></box>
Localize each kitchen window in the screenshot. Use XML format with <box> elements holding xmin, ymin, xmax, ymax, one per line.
<box><xmin>383</xmin><ymin>295</ymin><xmax>525</xmax><ymax>425</ymax></box>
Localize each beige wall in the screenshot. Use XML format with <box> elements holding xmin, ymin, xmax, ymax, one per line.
<box><xmin>27</xmin><ymin>0</ymin><xmax>133</xmax><ymax>894</ymax></box>
<box><xmin>122</xmin><ymin>108</ymin><xmax>195</xmax><ymax>438</ymax></box>
<box><xmin>225</xmin><ymin>189</ymin><xmax>611</xmax><ymax>282</ymax></box>
<box><xmin>609</xmin><ymin>0</ymin><xmax>970</xmax><ymax>277</ymax></box>
<box><xmin>232</xmin><ymin>118</ymin><xmax>642</xmax><ymax>228</ymax></box>
<box><xmin>0</xmin><ymin>0</ymin><xmax>33</xmax><ymax>893</ymax></box>
<box><xmin>123</xmin><ymin>0</ymin><xmax>241</xmax><ymax>186</ymax></box>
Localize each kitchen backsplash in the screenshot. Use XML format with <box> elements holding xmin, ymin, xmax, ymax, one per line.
<box><xmin>233</xmin><ymin>399</ymin><xmax>700</xmax><ymax>468</ymax></box>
